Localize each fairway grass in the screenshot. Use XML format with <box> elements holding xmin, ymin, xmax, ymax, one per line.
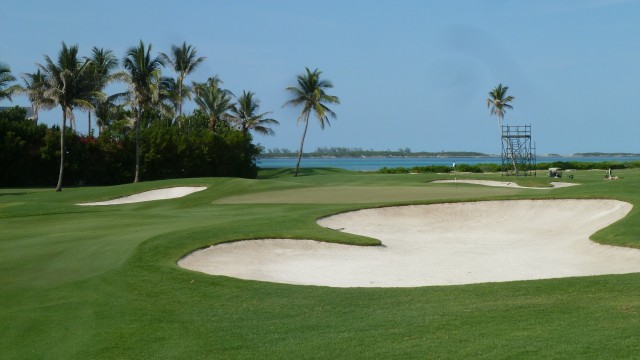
<box><xmin>213</xmin><ymin>185</ymin><xmax>521</xmax><ymax>204</ymax></box>
<box><xmin>1</xmin><ymin>169</ymin><xmax>640</xmax><ymax>359</ymax></box>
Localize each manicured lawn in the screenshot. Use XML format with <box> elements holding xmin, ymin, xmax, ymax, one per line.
<box><xmin>1</xmin><ymin>168</ymin><xmax>639</xmax><ymax>359</ymax></box>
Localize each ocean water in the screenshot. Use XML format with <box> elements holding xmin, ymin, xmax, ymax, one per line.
<box><xmin>257</xmin><ymin>156</ymin><xmax>640</xmax><ymax>172</ymax></box>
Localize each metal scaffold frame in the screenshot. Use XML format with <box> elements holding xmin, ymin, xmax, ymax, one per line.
<box><xmin>501</xmin><ymin>125</ymin><xmax>536</xmax><ymax>176</ymax></box>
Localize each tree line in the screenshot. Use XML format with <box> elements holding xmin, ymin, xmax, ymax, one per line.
<box><xmin>1</xmin><ymin>42</ymin><xmax>341</xmax><ymax>187</ymax></box>
<box><xmin>0</xmin><ymin>105</ymin><xmax>259</xmax><ymax>187</ymax></box>
<box><xmin>378</xmin><ymin>161</ymin><xmax>640</xmax><ymax>175</ymax></box>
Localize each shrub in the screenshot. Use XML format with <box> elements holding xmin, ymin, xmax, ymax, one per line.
<box><xmin>0</xmin><ymin>112</ymin><xmax>260</xmax><ymax>187</ymax></box>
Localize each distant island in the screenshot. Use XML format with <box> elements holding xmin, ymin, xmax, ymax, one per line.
<box><xmin>261</xmin><ymin>147</ymin><xmax>490</xmax><ymax>158</ymax></box>
<box><xmin>571</xmin><ymin>152</ymin><xmax>640</xmax><ymax>157</ymax></box>
<box><xmin>261</xmin><ymin>147</ymin><xmax>640</xmax><ymax>159</ymax></box>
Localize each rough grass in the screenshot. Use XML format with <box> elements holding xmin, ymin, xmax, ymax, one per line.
<box><xmin>1</xmin><ymin>168</ymin><xmax>639</xmax><ymax>359</ymax></box>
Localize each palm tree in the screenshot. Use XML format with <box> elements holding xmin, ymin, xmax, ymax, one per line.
<box><xmin>87</xmin><ymin>47</ymin><xmax>122</xmax><ymax>135</ymax></box>
<box><xmin>487</xmin><ymin>83</ymin><xmax>516</xmax><ymax>172</ymax></box>
<box><xmin>230</xmin><ymin>90</ymin><xmax>279</xmax><ymax>136</ymax></box>
<box><xmin>193</xmin><ymin>79</ymin><xmax>234</xmax><ymax>132</ymax></box>
<box><xmin>0</xmin><ymin>63</ymin><xmax>20</xmax><ymax>102</ymax></box>
<box><xmin>90</xmin><ymin>47</ymin><xmax>120</xmax><ymax>83</ymax></box>
<box><xmin>161</xmin><ymin>42</ymin><xmax>205</xmax><ymax>121</ymax></box>
<box><xmin>283</xmin><ymin>67</ymin><xmax>340</xmax><ymax>177</ymax></box>
<box><xmin>38</xmin><ymin>43</ymin><xmax>102</xmax><ymax>191</ymax></box>
<box><xmin>152</xmin><ymin>75</ymin><xmax>181</xmax><ymax>123</ymax></box>
<box><xmin>19</xmin><ymin>69</ymin><xmax>55</xmax><ymax>123</ymax></box>
<box><xmin>94</xmin><ymin>93</ymin><xmax>128</xmax><ymax>133</ymax></box>
<box><xmin>123</xmin><ymin>40</ymin><xmax>165</xmax><ymax>183</ymax></box>
<box><xmin>486</xmin><ymin>83</ymin><xmax>514</xmax><ymax>133</ymax></box>
<box><xmin>192</xmin><ymin>75</ymin><xmax>223</xmax><ymax>94</ymax></box>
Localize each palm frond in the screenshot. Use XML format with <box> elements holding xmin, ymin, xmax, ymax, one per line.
<box><xmin>284</xmin><ymin>67</ymin><xmax>339</xmax><ymax>129</ymax></box>
<box><xmin>0</xmin><ymin>63</ymin><xmax>21</xmax><ymax>101</ymax></box>
<box><xmin>487</xmin><ymin>83</ymin><xmax>515</xmax><ymax>128</ymax></box>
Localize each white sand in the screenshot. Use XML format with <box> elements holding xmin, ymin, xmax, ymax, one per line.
<box><xmin>179</xmin><ymin>199</ymin><xmax>640</xmax><ymax>287</ymax></box>
<box><xmin>78</xmin><ymin>186</ymin><xmax>207</xmax><ymax>206</ymax></box>
<box><xmin>431</xmin><ymin>179</ymin><xmax>578</xmax><ymax>189</ymax></box>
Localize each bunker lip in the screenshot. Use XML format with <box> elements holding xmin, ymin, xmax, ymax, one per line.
<box><xmin>77</xmin><ymin>186</ymin><xmax>207</xmax><ymax>206</ymax></box>
<box><xmin>178</xmin><ymin>199</ymin><xmax>640</xmax><ymax>288</ymax></box>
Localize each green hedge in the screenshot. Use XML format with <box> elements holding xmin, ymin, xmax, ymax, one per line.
<box><xmin>0</xmin><ymin>107</ymin><xmax>259</xmax><ymax>187</ymax></box>
<box><xmin>377</xmin><ymin>161</ymin><xmax>638</xmax><ymax>175</ymax></box>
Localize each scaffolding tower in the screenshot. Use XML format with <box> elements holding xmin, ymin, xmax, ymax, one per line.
<box><xmin>501</xmin><ymin>125</ymin><xmax>536</xmax><ymax>176</ymax></box>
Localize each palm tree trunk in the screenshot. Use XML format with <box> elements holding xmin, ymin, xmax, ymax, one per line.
<box><xmin>209</xmin><ymin>115</ymin><xmax>216</xmax><ymax>132</ymax></box>
<box><xmin>55</xmin><ymin>109</ymin><xmax>66</xmax><ymax>192</ymax></box>
<box><xmin>88</xmin><ymin>111</ymin><xmax>91</xmax><ymax>136</ymax></box>
<box><xmin>69</xmin><ymin>110</ymin><xmax>76</xmax><ymax>135</ymax></box>
<box><xmin>134</xmin><ymin>110</ymin><xmax>141</xmax><ymax>183</ymax></box>
<box><xmin>294</xmin><ymin>112</ymin><xmax>310</xmax><ymax>177</ymax></box>
<box><xmin>178</xmin><ymin>78</ymin><xmax>183</xmax><ymax>119</ymax></box>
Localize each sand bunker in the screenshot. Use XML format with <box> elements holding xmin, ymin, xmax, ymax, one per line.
<box><xmin>432</xmin><ymin>180</ymin><xmax>578</xmax><ymax>189</ymax></box>
<box><xmin>78</xmin><ymin>186</ymin><xmax>206</xmax><ymax>206</ymax></box>
<box><xmin>179</xmin><ymin>199</ymin><xmax>640</xmax><ymax>287</ymax></box>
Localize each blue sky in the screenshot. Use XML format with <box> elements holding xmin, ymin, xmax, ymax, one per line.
<box><xmin>1</xmin><ymin>0</ymin><xmax>639</xmax><ymax>154</ymax></box>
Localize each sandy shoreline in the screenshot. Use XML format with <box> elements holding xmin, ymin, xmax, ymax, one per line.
<box><xmin>179</xmin><ymin>199</ymin><xmax>640</xmax><ymax>287</ymax></box>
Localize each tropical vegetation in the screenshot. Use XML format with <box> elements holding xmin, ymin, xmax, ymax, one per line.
<box><xmin>377</xmin><ymin>160</ymin><xmax>640</xmax><ymax>174</ymax></box>
<box><xmin>123</xmin><ymin>40</ymin><xmax>166</xmax><ymax>183</ymax></box>
<box><xmin>284</xmin><ymin>67</ymin><xmax>340</xmax><ymax>176</ymax></box>
<box><xmin>487</xmin><ymin>83</ymin><xmax>517</xmax><ymax>173</ymax></box>
<box><xmin>230</xmin><ymin>90</ymin><xmax>279</xmax><ymax>137</ymax></box>
<box><xmin>18</xmin><ymin>69</ymin><xmax>55</xmax><ymax>123</ymax></box>
<box><xmin>0</xmin><ymin>63</ymin><xmax>20</xmax><ymax>102</ymax></box>
<box><xmin>0</xmin><ymin>106</ymin><xmax>260</xmax><ymax>186</ymax></box>
<box><xmin>161</xmin><ymin>41</ymin><xmax>205</xmax><ymax>123</ymax></box>
<box><xmin>0</xmin><ymin>40</ymin><xmax>281</xmax><ymax>188</ymax></box>
<box><xmin>486</xmin><ymin>83</ymin><xmax>514</xmax><ymax>131</ymax></box>
<box><xmin>86</xmin><ymin>47</ymin><xmax>122</xmax><ymax>134</ymax></box>
<box><xmin>37</xmin><ymin>43</ymin><xmax>102</xmax><ymax>191</ymax></box>
<box><xmin>192</xmin><ymin>77</ymin><xmax>234</xmax><ymax>132</ymax></box>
